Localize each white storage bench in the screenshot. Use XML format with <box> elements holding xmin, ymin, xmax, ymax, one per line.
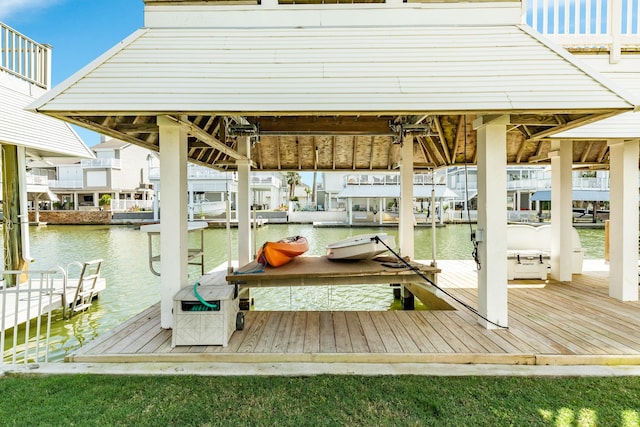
<box><xmin>172</xmin><ymin>282</ymin><xmax>242</xmax><ymax>347</ymax></box>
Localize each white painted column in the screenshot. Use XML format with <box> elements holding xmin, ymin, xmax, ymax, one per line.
<box><xmin>93</xmin><ymin>192</ymin><xmax>99</xmax><ymax>208</ymax></box>
<box><xmin>399</xmin><ymin>135</ymin><xmax>415</xmax><ymax>258</ymax></box>
<box><xmin>158</xmin><ymin>115</ymin><xmax>188</xmax><ymax>329</ymax></box>
<box><xmin>153</xmin><ymin>187</ymin><xmax>159</xmax><ymax>221</ymax></box>
<box><xmin>608</xmin><ymin>139</ymin><xmax>639</xmax><ymax>301</ymax></box>
<box><xmin>73</xmin><ymin>193</ymin><xmax>78</xmax><ymax>211</ymax></box>
<box><xmin>348</xmin><ymin>199</ymin><xmax>353</xmax><ymax>225</ymax></box>
<box><xmin>188</xmin><ymin>183</ymin><xmax>194</xmax><ymax>222</ymax></box>
<box><xmin>236</xmin><ymin>137</ymin><xmax>252</xmax><ymax>266</ymax></box>
<box><xmin>474</xmin><ymin>115</ymin><xmax>509</xmax><ymax>329</ymax></box>
<box><xmin>380</xmin><ymin>198</ymin><xmax>385</xmax><ymax>225</ymax></box>
<box><xmin>549</xmin><ymin>140</ymin><xmax>573</xmax><ymax>282</ymax></box>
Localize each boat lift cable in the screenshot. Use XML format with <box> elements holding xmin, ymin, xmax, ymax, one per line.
<box><xmin>372</xmin><ymin>236</ymin><xmax>507</xmax><ymax>329</ymax></box>
<box><xmin>463</xmin><ymin>116</ymin><xmax>481</xmax><ymax>271</ymax></box>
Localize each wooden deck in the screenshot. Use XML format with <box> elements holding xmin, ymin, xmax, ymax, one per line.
<box><xmin>67</xmin><ymin>260</ymin><xmax>640</xmax><ymax>365</ymax></box>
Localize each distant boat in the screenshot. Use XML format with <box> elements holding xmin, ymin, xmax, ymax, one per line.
<box><xmin>192</xmin><ymin>200</ymin><xmax>226</xmax><ymax>217</ymax></box>
<box><xmin>257</xmin><ymin>235</ymin><xmax>309</xmax><ymax>267</ymax></box>
<box><xmin>326</xmin><ymin>233</ymin><xmax>395</xmax><ymax>260</ymax></box>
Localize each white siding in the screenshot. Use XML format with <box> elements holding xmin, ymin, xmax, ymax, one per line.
<box><xmin>552</xmin><ymin>55</ymin><xmax>640</xmax><ymax>139</ymax></box>
<box><xmin>0</xmin><ymin>82</ymin><xmax>94</xmax><ymax>158</ymax></box>
<box><xmin>32</xmin><ymin>22</ymin><xmax>635</xmax><ymax>115</ymax></box>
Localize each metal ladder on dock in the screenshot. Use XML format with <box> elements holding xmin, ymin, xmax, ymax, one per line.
<box><xmin>64</xmin><ymin>259</ymin><xmax>102</xmax><ymax>318</ymax></box>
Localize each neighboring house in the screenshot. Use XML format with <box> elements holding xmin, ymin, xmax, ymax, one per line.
<box><xmin>149</xmin><ymin>163</ymin><xmax>285</xmax><ymax>219</ymax></box>
<box><xmin>27</xmin><ymin>137</ymin><xmax>155</xmax><ymax>212</ymax></box>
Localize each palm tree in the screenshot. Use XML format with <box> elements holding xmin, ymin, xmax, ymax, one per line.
<box><xmin>286</xmin><ymin>172</ymin><xmax>301</xmax><ymax>200</ymax></box>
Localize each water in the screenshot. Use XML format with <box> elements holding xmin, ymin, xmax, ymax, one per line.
<box><xmin>8</xmin><ymin>223</ymin><xmax>606</xmax><ymax>360</ymax></box>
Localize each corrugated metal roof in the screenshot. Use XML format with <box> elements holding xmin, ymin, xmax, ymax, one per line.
<box><xmin>338</xmin><ymin>184</ymin><xmax>457</xmax><ymax>199</ymax></box>
<box><xmin>32</xmin><ymin>25</ymin><xmax>636</xmax><ymax>114</ymax></box>
<box><xmin>0</xmin><ymin>85</ymin><xmax>94</xmax><ymax>158</ymax></box>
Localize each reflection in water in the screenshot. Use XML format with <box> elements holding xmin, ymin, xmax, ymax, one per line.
<box><xmin>4</xmin><ymin>223</ymin><xmax>604</xmax><ymax>361</ymax></box>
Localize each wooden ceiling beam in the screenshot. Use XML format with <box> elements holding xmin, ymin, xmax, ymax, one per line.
<box><xmin>597</xmin><ymin>143</ymin><xmax>609</xmax><ymax>163</ymax></box>
<box><xmin>167</xmin><ymin>116</ymin><xmax>246</xmax><ymax>161</ymax></box>
<box><xmin>515</xmin><ymin>140</ymin><xmax>527</xmax><ymax>163</ymax></box>
<box><xmin>332</xmin><ymin>136</ymin><xmax>336</xmax><ymax>170</ymax></box>
<box><xmin>580</xmin><ymin>141</ymin><xmax>594</xmax><ymax>163</ymax></box>
<box><xmin>252</xmin><ymin>116</ymin><xmax>394</xmax><ymax>135</ymax></box>
<box><xmin>451</xmin><ymin>117</ymin><xmax>464</xmax><ymax>163</ymax></box>
<box><xmin>433</xmin><ymin>116</ymin><xmax>451</xmax><ymax>164</ymax></box>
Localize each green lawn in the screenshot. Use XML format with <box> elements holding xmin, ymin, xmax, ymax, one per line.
<box><xmin>1</xmin><ymin>375</ymin><xmax>639</xmax><ymax>426</ymax></box>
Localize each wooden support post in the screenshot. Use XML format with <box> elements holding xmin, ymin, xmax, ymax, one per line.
<box><xmin>1</xmin><ymin>144</ymin><xmax>28</xmax><ymax>286</ymax></box>
<box><xmin>401</xmin><ymin>285</ymin><xmax>415</xmax><ymax>310</ymax></box>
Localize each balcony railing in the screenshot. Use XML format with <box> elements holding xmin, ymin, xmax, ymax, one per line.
<box><xmin>524</xmin><ymin>0</ymin><xmax>640</xmax><ymax>61</ymax></box>
<box><xmin>48</xmin><ymin>180</ymin><xmax>84</xmax><ymax>189</ymax></box>
<box><xmin>80</xmin><ymin>158</ymin><xmax>121</xmax><ymax>169</ymax></box>
<box><xmin>26</xmin><ymin>173</ymin><xmax>49</xmax><ymax>185</ymax></box>
<box><xmin>0</xmin><ymin>22</ymin><xmax>50</xmax><ymax>89</ymax></box>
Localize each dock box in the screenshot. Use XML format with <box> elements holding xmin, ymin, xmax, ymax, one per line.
<box><xmin>507</xmin><ymin>250</ymin><xmax>550</xmax><ymax>280</ymax></box>
<box><xmin>172</xmin><ymin>284</ymin><xmax>239</xmax><ymax>347</ymax></box>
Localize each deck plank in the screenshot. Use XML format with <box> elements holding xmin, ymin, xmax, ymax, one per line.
<box><xmin>318</xmin><ymin>311</ymin><xmax>337</xmax><ymax>353</ymax></box>
<box><xmin>254</xmin><ymin>311</ymin><xmax>283</xmax><ymax>353</ymax></box>
<box><xmin>369</xmin><ymin>311</ymin><xmax>402</xmax><ymax>353</ymax></box>
<box><xmin>287</xmin><ymin>312</ymin><xmax>307</xmax><ymax>353</ymax></box>
<box><xmin>356</xmin><ymin>312</ymin><xmax>387</xmax><ymax>353</ymax></box>
<box><xmin>344</xmin><ymin>311</ymin><xmax>369</xmax><ymax>353</ymax></box>
<box><xmin>333</xmin><ymin>311</ymin><xmax>353</xmax><ymax>353</ymax></box>
<box><xmin>303</xmin><ymin>311</ymin><xmax>320</xmax><ymax>353</ymax></box>
<box><xmin>271</xmin><ymin>312</ymin><xmax>295</xmax><ymax>353</ymax></box>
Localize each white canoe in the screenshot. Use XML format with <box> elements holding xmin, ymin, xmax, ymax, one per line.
<box><xmin>326</xmin><ymin>233</ymin><xmax>396</xmax><ymax>260</ymax></box>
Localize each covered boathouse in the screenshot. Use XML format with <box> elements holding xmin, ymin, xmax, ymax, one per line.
<box><xmin>29</xmin><ymin>0</ymin><xmax>640</xmax><ymax>365</ymax></box>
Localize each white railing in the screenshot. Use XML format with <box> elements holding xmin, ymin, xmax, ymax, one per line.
<box><xmin>525</xmin><ymin>0</ymin><xmax>640</xmax><ymax>60</ymax></box>
<box><xmin>448</xmin><ymin>210</ymin><xmax>478</xmax><ymax>223</ymax></box>
<box><xmin>80</xmin><ymin>158</ymin><xmax>121</xmax><ymax>169</ymax></box>
<box><xmin>48</xmin><ymin>179</ymin><xmax>84</xmax><ymax>189</ymax></box>
<box><xmin>0</xmin><ymin>22</ymin><xmax>50</xmax><ymax>89</ymax></box>
<box><xmin>508</xmin><ymin>210</ymin><xmax>540</xmax><ymax>222</ymax></box>
<box><xmin>110</xmin><ymin>199</ymin><xmax>153</xmax><ymax>212</ymax></box>
<box><xmin>26</xmin><ymin>173</ymin><xmax>49</xmax><ymax>185</ymax></box>
<box><xmin>0</xmin><ymin>268</ymin><xmax>65</xmax><ymax>365</ymax></box>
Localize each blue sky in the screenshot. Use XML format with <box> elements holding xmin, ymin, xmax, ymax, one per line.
<box><xmin>0</xmin><ymin>0</ymin><xmax>144</xmax><ymax>146</ymax></box>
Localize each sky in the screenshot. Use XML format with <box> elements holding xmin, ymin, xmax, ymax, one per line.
<box><xmin>0</xmin><ymin>0</ymin><xmax>145</xmax><ymax>146</ymax></box>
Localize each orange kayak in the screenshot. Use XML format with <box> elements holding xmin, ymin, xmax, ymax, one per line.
<box><xmin>256</xmin><ymin>236</ymin><xmax>309</xmax><ymax>267</ymax></box>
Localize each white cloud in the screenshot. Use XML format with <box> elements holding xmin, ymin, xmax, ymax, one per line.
<box><xmin>0</xmin><ymin>0</ymin><xmax>63</xmax><ymax>20</ymax></box>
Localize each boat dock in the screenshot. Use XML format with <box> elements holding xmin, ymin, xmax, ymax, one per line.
<box><xmin>206</xmin><ymin>218</ymin><xmax>268</xmax><ymax>228</ymax></box>
<box><xmin>66</xmin><ymin>259</ymin><xmax>640</xmax><ymax>366</ymax></box>
<box><xmin>1</xmin><ymin>261</ymin><xmax>106</xmax><ymax>331</ymax></box>
<box><xmin>1</xmin><ymin>276</ymin><xmax>106</xmax><ymax>330</ymax></box>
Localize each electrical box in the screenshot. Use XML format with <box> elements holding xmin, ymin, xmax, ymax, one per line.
<box><xmin>172</xmin><ymin>284</ymin><xmax>239</xmax><ymax>347</ymax></box>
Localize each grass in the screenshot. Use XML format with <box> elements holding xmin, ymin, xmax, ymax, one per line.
<box><xmin>1</xmin><ymin>375</ymin><xmax>640</xmax><ymax>426</ymax></box>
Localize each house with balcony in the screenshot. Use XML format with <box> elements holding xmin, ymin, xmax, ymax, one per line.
<box><xmin>149</xmin><ymin>163</ymin><xmax>286</xmax><ymax>220</ymax></box>
<box><xmin>28</xmin><ymin>137</ymin><xmax>155</xmax><ymax>212</ymax></box>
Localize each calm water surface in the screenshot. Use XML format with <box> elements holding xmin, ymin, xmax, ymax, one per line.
<box><xmin>12</xmin><ymin>223</ymin><xmax>605</xmax><ymax>360</ymax></box>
